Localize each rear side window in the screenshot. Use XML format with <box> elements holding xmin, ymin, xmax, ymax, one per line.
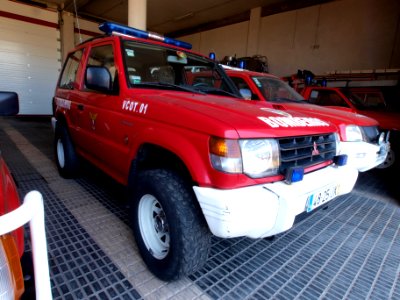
<box><xmin>59</xmin><ymin>50</ymin><xmax>83</xmax><ymax>89</ymax></box>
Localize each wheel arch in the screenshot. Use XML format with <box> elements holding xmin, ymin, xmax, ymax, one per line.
<box><xmin>131</xmin><ymin>143</ymin><xmax>194</xmax><ymax>184</ymax></box>
<box><xmin>127</xmin><ymin>128</ymin><xmax>211</xmax><ymax>188</ymax></box>
<box><xmin>54</xmin><ymin>111</ymin><xmax>70</xmax><ymax>131</ymax></box>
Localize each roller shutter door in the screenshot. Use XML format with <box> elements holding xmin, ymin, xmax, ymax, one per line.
<box><xmin>0</xmin><ymin>11</ymin><xmax>60</xmax><ymax>115</ymax></box>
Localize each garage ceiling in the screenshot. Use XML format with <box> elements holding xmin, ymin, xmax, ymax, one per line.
<box><xmin>17</xmin><ymin>0</ymin><xmax>332</xmax><ymax>36</ymax></box>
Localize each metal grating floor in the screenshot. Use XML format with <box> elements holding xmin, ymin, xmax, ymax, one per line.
<box><xmin>0</xmin><ymin>117</ymin><xmax>399</xmax><ymax>300</ymax></box>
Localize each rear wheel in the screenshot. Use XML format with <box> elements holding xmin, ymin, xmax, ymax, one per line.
<box><xmin>54</xmin><ymin>122</ymin><xmax>79</xmax><ymax>178</ymax></box>
<box><xmin>131</xmin><ymin>169</ymin><xmax>210</xmax><ymax>281</ymax></box>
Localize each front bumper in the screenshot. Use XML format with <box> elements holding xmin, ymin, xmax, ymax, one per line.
<box><xmin>339</xmin><ymin>141</ymin><xmax>389</xmax><ymax>172</ymax></box>
<box><xmin>193</xmin><ymin>165</ymin><xmax>358</xmax><ymax>239</ymax></box>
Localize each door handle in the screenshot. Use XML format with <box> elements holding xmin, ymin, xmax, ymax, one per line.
<box><xmin>77</xmin><ymin>104</ymin><xmax>84</xmax><ymax>111</ymax></box>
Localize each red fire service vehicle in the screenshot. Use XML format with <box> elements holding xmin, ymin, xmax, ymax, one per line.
<box><xmin>0</xmin><ymin>92</ymin><xmax>25</xmax><ymax>299</ymax></box>
<box><xmin>0</xmin><ymin>92</ymin><xmax>51</xmax><ymax>299</ymax></box>
<box><xmin>52</xmin><ymin>22</ymin><xmax>358</xmax><ymax>281</ymax></box>
<box><xmin>225</xmin><ymin>67</ymin><xmax>390</xmax><ymax>172</ymax></box>
<box><xmin>287</xmin><ymin>70</ymin><xmax>400</xmax><ymax>168</ymax></box>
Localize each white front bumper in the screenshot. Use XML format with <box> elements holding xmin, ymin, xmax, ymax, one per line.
<box><xmin>193</xmin><ymin>165</ymin><xmax>358</xmax><ymax>239</ymax></box>
<box><xmin>339</xmin><ymin>141</ymin><xmax>389</xmax><ymax>172</ymax></box>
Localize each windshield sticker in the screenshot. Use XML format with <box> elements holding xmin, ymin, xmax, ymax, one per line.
<box><xmin>176</xmin><ymin>51</ymin><xmax>187</xmax><ymax>59</ymax></box>
<box><xmin>55</xmin><ymin>97</ymin><xmax>71</xmax><ymax>110</ymax></box>
<box><xmin>129</xmin><ymin>75</ymin><xmax>141</xmax><ymax>84</ymax></box>
<box><xmin>125</xmin><ymin>49</ymin><xmax>135</xmax><ymax>57</ymax></box>
<box><xmin>253</xmin><ymin>78</ymin><xmax>262</xmax><ymax>87</ymax></box>
<box><xmin>122</xmin><ymin>99</ymin><xmax>148</xmax><ymax>115</ymax></box>
<box><xmin>258</xmin><ymin>116</ymin><xmax>330</xmax><ymax>128</ymax></box>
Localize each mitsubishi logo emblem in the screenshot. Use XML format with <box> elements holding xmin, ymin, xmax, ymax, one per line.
<box><xmin>312</xmin><ymin>142</ymin><xmax>320</xmax><ymax>156</ymax></box>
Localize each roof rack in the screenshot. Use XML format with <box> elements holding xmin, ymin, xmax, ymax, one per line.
<box><xmin>316</xmin><ymin>69</ymin><xmax>400</xmax><ymax>82</ymax></box>
<box><xmin>286</xmin><ymin>69</ymin><xmax>400</xmax><ymax>88</ymax></box>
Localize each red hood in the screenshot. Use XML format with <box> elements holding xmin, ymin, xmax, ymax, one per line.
<box><xmin>275</xmin><ymin>102</ymin><xmax>379</xmax><ymax>128</ymax></box>
<box><xmin>131</xmin><ymin>90</ymin><xmax>338</xmax><ymax>139</ymax></box>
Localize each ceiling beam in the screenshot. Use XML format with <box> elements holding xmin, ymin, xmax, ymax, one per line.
<box><xmin>167</xmin><ymin>0</ymin><xmax>334</xmax><ymax>37</ymax></box>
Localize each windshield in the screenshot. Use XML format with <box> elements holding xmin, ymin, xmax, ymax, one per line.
<box><xmin>251</xmin><ymin>76</ymin><xmax>304</xmax><ymax>102</ymax></box>
<box><xmin>122</xmin><ymin>41</ymin><xmax>240</xmax><ymax>97</ymax></box>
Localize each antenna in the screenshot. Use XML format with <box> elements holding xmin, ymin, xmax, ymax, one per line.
<box><xmin>73</xmin><ymin>0</ymin><xmax>82</xmax><ymax>43</ymax></box>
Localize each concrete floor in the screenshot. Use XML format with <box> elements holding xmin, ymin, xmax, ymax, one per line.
<box><xmin>0</xmin><ymin>116</ymin><xmax>399</xmax><ymax>300</ymax></box>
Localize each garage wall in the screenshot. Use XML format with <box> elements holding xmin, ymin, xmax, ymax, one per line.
<box><xmin>73</xmin><ymin>18</ymin><xmax>102</xmax><ymax>45</ymax></box>
<box><xmin>180</xmin><ymin>0</ymin><xmax>400</xmax><ymax>77</ymax></box>
<box><xmin>183</xmin><ymin>21</ymin><xmax>249</xmax><ymax>58</ymax></box>
<box><xmin>0</xmin><ymin>0</ymin><xmax>60</xmax><ymax>115</ymax></box>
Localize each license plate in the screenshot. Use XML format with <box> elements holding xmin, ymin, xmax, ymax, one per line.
<box><xmin>306</xmin><ymin>185</ymin><xmax>339</xmax><ymax>212</ymax></box>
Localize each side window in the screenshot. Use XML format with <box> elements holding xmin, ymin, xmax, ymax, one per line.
<box><xmin>230</xmin><ymin>77</ymin><xmax>259</xmax><ymax>100</ymax></box>
<box><xmin>315</xmin><ymin>90</ymin><xmax>349</xmax><ymax>107</ymax></box>
<box><xmin>59</xmin><ymin>50</ymin><xmax>83</xmax><ymax>89</ymax></box>
<box><xmin>86</xmin><ymin>44</ymin><xmax>117</xmax><ymax>91</ymax></box>
<box><xmin>353</xmin><ymin>92</ymin><xmax>385</xmax><ymax>108</ymax></box>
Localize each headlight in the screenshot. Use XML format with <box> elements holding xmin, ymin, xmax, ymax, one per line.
<box><xmin>345</xmin><ymin>125</ymin><xmax>364</xmax><ymax>142</ymax></box>
<box><xmin>209</xmin><ymin>137</ymin><xmax>280</xmax><ymax>178</ymax></box>
<box><xmin>240</xmin><ymin>139</ymin><xmax>280</xmax><ymax>178</ymax></box>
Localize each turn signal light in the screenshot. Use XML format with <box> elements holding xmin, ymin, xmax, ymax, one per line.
<box><xmin>0</xmin><ymin>234</ymin><xmax>24</xmax><ymax>299</ymax></box>
<box><xmin>209</xmin><ymin>137</ymin><xmax>241</xmax><ymax>158</ymax></box>
<box><xmin>209</xmin><ymin>137</ymin><xmax>242</xmax><ymax>173</ymax></box>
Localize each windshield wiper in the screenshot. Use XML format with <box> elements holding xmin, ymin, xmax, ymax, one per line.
<box><xmin>195</xmin><ymin>86</ymin><xmax>239</xmax><ymax>98</ymax></box>
<box><xmin>269</xmin><ymin>97</ymin><xmax>305</xmax><ymax>103</ymax></box>
<box><xmin>134</xmin><ymin>82</ymin><xmax>205</xmax><ymax>94</ymax></box>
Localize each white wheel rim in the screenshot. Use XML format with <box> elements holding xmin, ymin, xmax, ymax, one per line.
<box><xmin>377</xmin><ymin>149</ymin><xmax>395</xmax><ymax>169</ymax></box>
<box><xmin>57</xmin><ymin>139</ymin><xmax>65</xmax><ymax>168</ymax></box>
<box><xmin>138</xmin><ymin>194</ymin><xmax>170</xmax><ymax>259</ymax></box>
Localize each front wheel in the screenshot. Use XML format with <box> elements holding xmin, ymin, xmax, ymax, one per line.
<box><xmin>131</xmin><ymin>169</ymin><xmax>211</xmax><ymax>281</ymax></box>
<box><xmin>376</xmin><ymin>149</ymin><xmax>395</xmax><ymax>169</ymax></box>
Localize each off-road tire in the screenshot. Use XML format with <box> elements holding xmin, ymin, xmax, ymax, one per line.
<box><xmin>54</xmin><ymin>122</ymin><xmax>79</xmax><ymax>178</ymax></box>
<box><xmin>131</xmin><ymin>169</ymin><xmax>211</xmax><ymax>281</ymax></box>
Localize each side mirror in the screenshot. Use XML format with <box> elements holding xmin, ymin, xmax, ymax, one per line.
<box><xmin>85</xmin><ymin>66</ymin><xmax>112</xmax><ymax>92</ymax></box>
<box><xmin>0</xmin><ymin>92</ymin><xmax>19</xmax><ymax>115</ymax></box>
<box><xmin>240</xmin><ymin>88</ymin><xmax>252</xmax><ymax>100</ymax></box>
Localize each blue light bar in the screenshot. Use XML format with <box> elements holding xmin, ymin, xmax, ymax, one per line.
<box><xmin>99</xmin><ymin>22</ymin><xmax>192</xmax><ymax>50</ymax></box>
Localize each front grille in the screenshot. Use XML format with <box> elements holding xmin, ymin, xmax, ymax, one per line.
<box><xmin>361</xmin><ymin>126</ymin><xmax>379</xmax><ymax>143</ymax></box>
<box><xmin>278</xmin><ymin>133</ymin><xmax>337</xmax><ymax>174</ymax></box>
